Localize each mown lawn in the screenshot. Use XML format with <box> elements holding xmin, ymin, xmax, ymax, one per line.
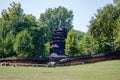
<box><xmin>0</xmin><ymin>60</ymin><xmax>120</xmax><ymax>80</ymax></box>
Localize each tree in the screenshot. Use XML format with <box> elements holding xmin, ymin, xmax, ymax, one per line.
<box><xmin>89</xmin><ymin>4</ymin><xmax>119</xmax><ymax>53</ymax></box>
<box><xmin>114</xmin><ymin>16</ymin><xmax>120</xmax><ymax>51</ymax></box>
<box><xmin>113</xmin><ymin>0</ymin><xmax>120</xmax><ymax>51</ymax></box>
<box><xmin>39</xmin><ymin>6</ymin><xmax>73</xmax><ymax>41</ymax></box>
<box><xmin>74</xmin><ymin>30</ymin><xmax>85</xmax><ymax>41</ymax></box>
<box><xmin>80</xmin><ymin>31</ymin><xmax>100</xmax><ymax>55</ymax></box>
<box><xmin>3</xmin><ymin>32</ymin><xmax>15</xmax><ymax>57</ymax></box>
<box><xmin>65</xmin><ymin>29</ymin><xmax>79</xmax><ymax>56</ymax></box>
<box><xmin>73</xmin><ymin>30</ymin><xmax>85</xmax><ymax>55</ymax></box>
<box><xmin>44</xmin><ymin>42</ymin><xmax>50</xmax><ymax>56</ymax></box>
<box><xmin>0</xmin><ymin>2</ymin><xmax>28</xmax><ymax>57</ymax></box>
<box><xmin>30</xmin><ymin>26</ymin><xmax>46</xmax><ymax>57</ymax></box>
<box><xmin>0</xmin><ymin>25</ymin><xmax>4</xmax><ymax>57</ymax></box>
<box><xmin>0</xmin><ymin>6</ymin><xmax>14</xmax><ymax>57</ymax></box>
<box><xmin>13</xmin><ymin>30</ymin><xmax>33</xmax><ymax>57</ymax></box>
<box><xmin>7</xmin><ymin>2</ymin><xmax>25</xmax><ymax>35</ymax></box>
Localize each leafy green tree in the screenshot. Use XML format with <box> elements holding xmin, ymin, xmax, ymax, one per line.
<box><xmin>80</xmin><ymin>31</ymin><xmax>100</xmax><ymax>55</ymax></box>
<box><xmin>0</xmin><ymin>26</ymin><xmax>4</xmax><ymax>57</ymax></box>
<box><xmin>114</xmin><ymin>16</ymin><xmax>120</xmax><ymax>51</ymax></box>
<box><xmin>13</xmin><ymin>30</ymin><xmax>33</xmax><ymax>57</ymax></box>
<box><xmin>89</xmin><ymin>4</ymin><xmax>118</xmax><ymax>52</ymax></box>
<box><xmin>3</xmin><ymin>32</ymin><xmax>15</xmax><ymax>57</ymax></box>
<box><xmin>7</xmin><ymin>2</ymin><xmax>25</xmax><ymax>35</ymax></box>
<box><xmin>44</xmin><ymin>42</ymin><xmax>50</xmax><ymax>56</ymax></box>
<box><xmin>65</xmin><ymin>29</ymin><xmax>79</xmax><ymax>56</ymax></box>
<box><xmin>0</xmin><ymin>7</ymin><xmax>13</xmax><ymax>57</ymax></box>
<box><xmin>74</xmin><ymin>30</ymin><xmax>85</xmax><ymax>41</ymax></box>
<box><xmin>5</xmin><ymin>2</ymin><xmax>36</xmax><ymax>35</ymax></box>
<box><xmin>113</xmin><ymin>0</ymin><xmax>120</xmax><ymax>51</ymax></box>
<box><xmin>73</xmin><ymin>30</ymin><xmax>85</xmax><ymax>55</ymax></box>
<box><xmin>0</xmin><ymin>2</ymin><xmax>28</xmax><ymax>57</ymax></box>
<box><xmin>30</xmin><ymin>26</ymin><xmax>46</xmax><ymax>57</ymax></box>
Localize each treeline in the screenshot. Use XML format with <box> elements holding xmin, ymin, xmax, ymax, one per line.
<box><xmin>0</xmin><ymin>0</ymin><xmax>120</xmax><ymax>58</ymax></box>
<box><xmin>66</xmin><ymin>0</ymin><xmax>120</xmax><ymax>56</ymax></box>
<box><xmin>82</xmin><ymin>1</ymin><xmax>120</xmax><ymax>54</ymax></box>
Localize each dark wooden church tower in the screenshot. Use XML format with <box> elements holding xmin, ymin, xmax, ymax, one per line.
<box><xmin>50</xmin><ymin>25</ymin><xmax>67</xmax><ymax>58</ymax></box>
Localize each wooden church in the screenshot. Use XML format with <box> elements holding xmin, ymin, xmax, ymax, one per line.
<box><xmin>50</xmin><ymin>25</ymin><xmax>67</xmax><ymax>58</ymax></box>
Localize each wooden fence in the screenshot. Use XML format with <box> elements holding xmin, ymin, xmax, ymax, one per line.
<box><xmin>0</xmin><ymin>51</ymin><xmax>120</xmax><ymax>66</ymax></box>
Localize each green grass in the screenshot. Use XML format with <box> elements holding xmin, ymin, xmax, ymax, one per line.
<box><xmin>0</xmin><ymin>60</ymin><xmax>120</xmax><ymax>80</ymax></box>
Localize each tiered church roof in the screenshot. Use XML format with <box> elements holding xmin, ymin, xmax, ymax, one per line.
<box><xmin>50</xmin><ymin>25</ymin><xmax>67</xmax><ymax>58</ymax></box>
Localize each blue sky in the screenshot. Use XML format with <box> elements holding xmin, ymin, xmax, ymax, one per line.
<box><xmin>0</xmin><ymin>0</ymin><xmax>113</xmax><ymax>32</ymax></box>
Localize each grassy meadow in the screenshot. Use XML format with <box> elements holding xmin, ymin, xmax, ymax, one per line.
<box><xmin>0</xmin><ymin>60</ymin><xmax>120</xmax><ymax>80</ymax></box>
